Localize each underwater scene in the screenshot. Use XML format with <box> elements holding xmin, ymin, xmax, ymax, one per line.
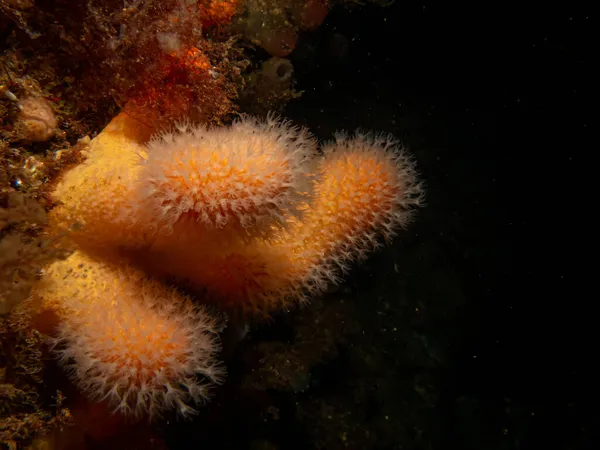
<box><xmin>0</xmin><ymin>1</ymin><xmax>591</xmax><ymax>449</ymax></box>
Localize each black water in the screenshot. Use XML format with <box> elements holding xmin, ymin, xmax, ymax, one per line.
<box><xmin>167</xmin><ymin>2</ymin><xmax>592</xmax><ymax>449</ymax></box>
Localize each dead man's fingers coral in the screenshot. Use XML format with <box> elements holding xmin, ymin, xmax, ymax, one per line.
<box><xmin>49</xmin><ymin>112</ymin><xmax>152</xmax><ymax>256</ymax></box>
<box><xmin>290</xmin><ymin>131</ymin><xmax>425</xmax><ymax>268</ymax></box>
<box><xmin>237</xmin><ymin>131</ymin><xmax>425</xmax><ymax>310</ymax></box>
<box><xmin>134</xmin><ymin>114</ymin><xmax>318</xmax><ymax>240</ymax></box>
<box><xmin>141</xmin><ymin>131</ymin><xmax>424</xmax><ymax>316</ymax></box>
<box><xmin>32</xmin><ymin>251</ymin><xmax>223</xmax><ymax>420</ymax></box>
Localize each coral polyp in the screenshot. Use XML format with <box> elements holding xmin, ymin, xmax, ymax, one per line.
<box><xmin>34</xmin><ymin>252</ymin><xmax>223</xmax><ymax>420</ymax></box>
<box><xmin>48</xmin><ymin>112</ymin><xmax>424</xmax><ymax>318</ymax></box>
<box><xmin>136</xmin><ymin>115</ymin><xmax>317</xmax><ymax>235</ymax></box>
<box><xmin>177</xmin><ymin>132</ymin><xmax>426</xmax><ymax>313</ymax></box>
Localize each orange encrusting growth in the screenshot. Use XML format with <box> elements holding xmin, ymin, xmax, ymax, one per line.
<box><xmin>198</xmin><ymin>0</ymin><xmax>242</xmax><ymax>28</ymax></box>
<box><xmin>125</xmin><ymin>47</ymin><xmax>217</xmax><ymax>130</ymax></box>
<box><xmin>176</xmin><ymin>47</ymin><xmax>212</xmax><ymax>72</ymax></box>
<box><xmin>32</xmin><ymin>251</ymin><xmax>223</xmax><ymax>419</ymax></box>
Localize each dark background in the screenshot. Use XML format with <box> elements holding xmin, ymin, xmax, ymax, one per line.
<box><xmin>281</xmin><ymin>1</ymin><xmax>592</xmax><ymax>448</ymax></box>
<box><xmin>172</xmin><ymin>2</ymin><xmax>593</xmax><ymax>449</ymax></box>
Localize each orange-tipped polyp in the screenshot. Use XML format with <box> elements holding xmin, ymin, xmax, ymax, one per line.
<box><xmin>221</xmin><ymin>131</ymin><xmax>424</xmax><ymax>312</ymax></box>
<box><xmin>135</xmin><ymin>114</ymin><xmax>317</xmax><ymax>239</ymax></box>
<box><xmin>33</xmin><ymin>252</ymin><xmax>223</xmax><ymax>420</ymax></box>
<box><xmin>151</xmin><ymin>131</ymin><xmax>425</xmax><ymax>316</ymax></box>
<box><xmin>283</xmin><ymin>131</ymin><xmax>425</xmax><ymax>283</ymax></box>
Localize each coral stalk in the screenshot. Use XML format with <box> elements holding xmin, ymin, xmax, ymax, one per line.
<box><xmin>49</xmin><ymin>112</ymin><xmax>152</xmax><ymax>257</ymax></box>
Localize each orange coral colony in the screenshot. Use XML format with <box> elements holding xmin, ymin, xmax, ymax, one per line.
<box><xmin>49</xmin><ymin>115</ymin><xmax>423</xmax><ymax>316</ymax></box>
<box><xmin>35</xmin><ymin>104</ymin><xmax>424</xmax><ymax>419</ymax></box>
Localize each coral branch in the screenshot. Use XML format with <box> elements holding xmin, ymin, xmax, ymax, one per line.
<box><xmin>32</xmin><ymin>251</ymin><xmax>223</xmax><ymax>420</ymax></box>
